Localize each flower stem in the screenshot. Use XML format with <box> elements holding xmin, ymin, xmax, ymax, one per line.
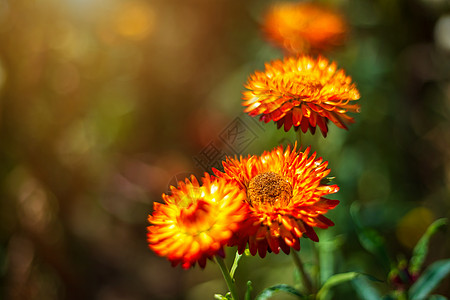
<box><xmin>296</xmin><ymin>130</ymin><xmax>303</xmax><ymax>150</ymax></box>
<box><xmin>215</xmin><ymin>256</ymin><xmax>239</xmax><ymax>300</ymax></box>
<box><xmin>230</xmin><ymin>251</ymin><xmax>243</xmax><ymax>279</ymax></box>
<box><xmin>291</xmin><ymin>250</ymin><xmax>314</xmax><ymax>295</ymax></box>
<box><xmin>312</xmin><ymin>242</ymin><xmax>320</xmax><ymax>286</ymax></box>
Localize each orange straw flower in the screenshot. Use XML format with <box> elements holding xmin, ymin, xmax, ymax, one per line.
<box><xmin>243</xmin><ymin>55</ymin><xmax>360</xmax><ymax>137</ymax></box>
<box><xmin>262</xmin><ymin>2</ymin><xmax>348</xmax><ymax>54</ymax></box>
<box><xmin>147</xmin><ymin>174</ymin><xmax>248</xmax><ymax>269</ymax></box>
<box><xmin>213</xmin><ymin>144</ymin><xmax>339</xmax><ymax>257</ymax></box>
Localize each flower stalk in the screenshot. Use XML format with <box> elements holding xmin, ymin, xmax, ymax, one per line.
<box><xmin>216</xmin><ymin>256</ymin><xmax>240</xmax><ymax>300</ymax></box>
<box><xmin>291</xmin><ymin>250</ymin><xmax>314</xmax><ymax>295</ymax></box>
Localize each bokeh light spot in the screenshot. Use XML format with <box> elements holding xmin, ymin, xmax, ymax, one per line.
<box><xmin>114</xmin><ymin>1</ymin><xmax>155</xmax><ymax>41</ymax></box>
<box><xmin>435</xmin><ymin>14</ymin><xmax>450</xmax><ymax>52</ymax></box>
<box><xmin>0</xmin><ymin>58</ymin><xmax>6</xmax><ymax>92</ymax></box>
<box><xmin>396</xmin><ymin>207</ymin><xmax>434</xmax><ymax>249</ymax></box>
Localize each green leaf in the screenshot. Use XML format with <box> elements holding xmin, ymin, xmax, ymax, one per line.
<box><xmin>317</xmin><ymin>272</ymin><xmax>381</xmax><ymax>300</ymax></box>
<box><xmin>214</xmin><ymin>293</ymin><xmax>232</xmax><ymax>300</ymax></box>
<box><xmin>245</xmin><ymin>281</ymin><xmax>253</xmax><ymax>300</ymax></box>
<box><xmin>351</xmin><ymin>277</ymin><xmax>382</xmax><ymax>300</ymax></box>
<box><xmin>350</xmin><ymin>203</ymin><xmax>391</xmax><ymax>271</ymax></box>
<box><xmin>409</xmin><ymin>259</ymin><xmax>450</xmax><ymax>300</ymax></box>
<box><xmin>428</xmin><ymin>295</ymin><xmax>448</xmax><ymax>300</ymax></box>
<box><xmin>317</xmin><ymin>234</ymin><xmax>345</xmax><ymax>285</ymax></box>
<box><xmin>230</xmin><ymin>251</ymin><xmax>243</xmax><ymax>279</ymax></box>
<box><xmin>256</xmin><ymin>284</ymin><xmax>304</xmax><ymax>300</ymax></box>
<box><xmin>410</xmin><ymin>218</ymin><xmax>447</xmax><ymax>273</ymax></box>
<box><xmin>319</xmin><ymin>244</ymin><xmax>334</xmax><ymax>286</ymax></box>
<box><xmin>317</xmin><ymin>272</ymin><xmax>360</xmax><ymax>300</ymax></box>
<box><xmin>320</xmin><ymin>176</ymin><xmax>335</xmax><ymax>185</ymax></box>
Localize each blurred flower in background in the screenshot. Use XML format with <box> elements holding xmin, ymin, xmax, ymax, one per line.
<box><xmin>262</xmin><ymin>1</ymin><xmax>348</xmax><ymax>54</ymax></box>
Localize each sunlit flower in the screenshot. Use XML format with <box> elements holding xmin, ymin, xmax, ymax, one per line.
<box><xmin>262</xmin><ymin>2</ymin><xmax>348</xmax><ymax>54</ymax></box>
<box><xmin>214</xmin><ymin>144</ymin><xmax>340</xmax><ymax>257</ymax></box>
<box><xmin>243</xmin><ymin>55</ymin><xmax>360</xmax><ymax>137</ymax></box>
<box><xmin>147</xmin><ymin>174</ymin><xmax>248</xmax><ymax>269</ymax></box>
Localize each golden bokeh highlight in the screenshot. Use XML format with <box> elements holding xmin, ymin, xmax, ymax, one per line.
<box><xmin>114</xmin><ymin>1</ymin><xmax>155</xmax><ymax>41</ymax></box>
<box><xmin>396</xmin><ymin>207</ymin><xmax>435</xmax><ymax>249</ymax></box>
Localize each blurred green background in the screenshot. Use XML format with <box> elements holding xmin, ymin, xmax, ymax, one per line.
<box><xmin>0</xmin><ymin>0</ymin><xmax>449</xmax><ymax>299</ymax></box>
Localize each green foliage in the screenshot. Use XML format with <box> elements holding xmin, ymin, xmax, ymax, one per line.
<box><xmin>409</xmin><ymin>259</ymin><xmax>450</xmax><ymax>300</ymax></box>
<box><xmin>351</xmin><ymin>277</ymin><xmax>382</xmax><ymax>300</ymax></box>
<box><xmin>319</xmin><ymin>177</ymin><xmax>335</xmax><ymax>186</ymax></box>
<box><xmin>214</xmin><ymin>292</ymin><xmax>232</xmax><ymax>300</ymax></box>
<box><xmin>317</xmin><ymin>272</ymin><xmax>367</xmax><ymax>300</ymax></box>
<box><xmin>256</xmin><ymin>284</ymin><xmax>304</xmax><ymax>300</ymax></box>
<box><xmin>410</xmin><ymin>218</ymin><xmax>448</xmax><ymax>274</ymax></box>
<box><xmin>230</xmin><ymin>252</ymin><xmax>243</xmax><ymax>279</ymax></box>
<box><xmin>350</xmin><ymin>203</ymin><xmax>391</xmax><ymax>271</ymax></box>
<box><xmin>244</xmin><ymin>281</ymin><xmax>253</xmax><ymax>300</ymax></box>
<box><xmin>347</xmin><ymin>215</ymin><xmax>449</xmax><ymax>300</ymax></box>
<box><xmin>428</xmin><ymin>295</ymin><xmax>448</xmax><ymax>300</ymax></box>
<box><xmin>317</xmin><ymin>233</ymin><xmax>345</xmax><ymax>285</ymax></box>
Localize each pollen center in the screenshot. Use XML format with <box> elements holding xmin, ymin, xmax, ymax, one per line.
<box><xmin>247</xmin><ymin>172</ymin><xmax>293</xmax><ymax>207</ymax></box>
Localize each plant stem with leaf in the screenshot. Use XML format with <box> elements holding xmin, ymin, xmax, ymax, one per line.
<box><xmin>216</xmin><ymin>256</ymin><xmax>240</xmax><ymax>300</ymax></box>
<box><xmin>297</xmin><ymin>130</ymin><xmax>303</xmax><ymax>150</ymax></box>
<box><xmin>291</xmin><ymin>250</ymin><xmax>314</xmax><ymax>295</ymax></box>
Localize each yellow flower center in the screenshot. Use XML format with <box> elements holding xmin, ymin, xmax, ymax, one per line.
<box><xmin>247</xmin><ymin>172</ymin><xmax>292</xmax><ymax>207</ymax></box>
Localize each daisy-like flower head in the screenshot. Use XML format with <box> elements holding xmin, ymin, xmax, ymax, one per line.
<box><xmin>213</xmin><ymin>144</ymin><xmax>339</xmax><ymax>257</ymax></box>
<box><xmin>262</xmin><ymin>2</ymin><xmax>348</xmax><ymax>54</ymax></box>
<box><xmin>243</xmin><ymin>55</ymin><xmax>360</xmax><ymax>137</ymax></box>
<box><xmin>147</xmin><ymin>174</ymin><xmax>248</xmax><ymax>269</ymax></box>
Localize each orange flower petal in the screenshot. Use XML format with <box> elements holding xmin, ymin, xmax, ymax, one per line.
<box><xmin>147</xmin><ymin>174</ymin><xmax>248</xmax><ymax>268</ymax></box>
